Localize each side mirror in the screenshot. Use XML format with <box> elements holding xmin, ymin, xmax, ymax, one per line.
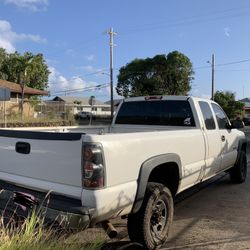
<box><xmin>229</xmin><ymin>119</ymin><xmax>245</xmax><ymax>129</ymax></box>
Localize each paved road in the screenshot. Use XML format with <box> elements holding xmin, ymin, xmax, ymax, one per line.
<box><xmin>78</xmin><ymin>128</ymin><xmax>250</xmax><ymax>249</ymax></box>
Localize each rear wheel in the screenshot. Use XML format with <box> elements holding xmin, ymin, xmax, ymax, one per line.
<box><xmin>229</xmin><ymin>150</ymin><xmax>247</xmax><ymax>183</ymax></box>
<box><xmin>127</xmin><ymin>182</ymin><xmax>173</xmax><ymax>249</ymax></box>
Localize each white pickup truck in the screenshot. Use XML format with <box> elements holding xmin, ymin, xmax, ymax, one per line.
<box><xmin>0</xmin><ymin>96</ymin><xmax>247</xmax><ymax>249</ymax></box>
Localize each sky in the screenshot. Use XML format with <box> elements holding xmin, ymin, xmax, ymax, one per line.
<box><xmin>0</xmin><ymin>0</ymin><xmax>250</xmax><ymax>101</ymax></box>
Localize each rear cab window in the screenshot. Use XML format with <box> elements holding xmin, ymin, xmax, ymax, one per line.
<box><xmin>115</xmin><ymin>100</ymin><xmax>196</xmax><ymax>127</ymax></box>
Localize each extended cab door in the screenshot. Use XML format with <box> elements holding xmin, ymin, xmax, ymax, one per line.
<box><xmin>211</xmin><ymin>103</ymin><xmax>238</xmax><ymax>171</ymax></box>
<box><xmin>198</xmin><ymin>101</ymin><xmax>222</xmax><ymax>178</ymax></box>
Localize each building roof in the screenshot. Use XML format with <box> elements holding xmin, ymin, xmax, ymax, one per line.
<box><xmin>52</xmin><ymin>96</ymin><xmax>107</xmax><ymax>106</ymax></box>
<box><xmin>104</xmin><ymin>99</ymin><xmax>123</xmax><ymax>106</ymax></box>
<box><xmin>0</xmin><ymin>79</ymin><xmax>48</xmax><ymax>96</ymax></box>
<box><xmin>239</xmin><ymin>98</ymin><xmax>250</xmax><ymax>102</ymax></box>
<box><xmin>239</xmin><ymin>98</ymin><xmax>250</xmax><ymax>108</ymax></box>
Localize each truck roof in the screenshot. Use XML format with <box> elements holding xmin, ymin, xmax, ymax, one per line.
<box><xmin>122</xmin><ymin>95</ymin><xmax>213</xmax><ymax>103</ymax></box>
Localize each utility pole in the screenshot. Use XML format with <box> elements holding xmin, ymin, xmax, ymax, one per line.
<box><xmin>207</xmin><ymin>54</ymin><xmax>215</xmax><ymax>100</ymax></box>
<box><xmin>211</xmin><ymin>54</ymin><xmax>215</xmax><ymax>100</ymax></box>
<box><xmin>107</xmin><ymin>27</ymin><xmax>117</xmax><ymax>120</ymax></box>
<box><xmin>21</xmin><ymin>70</ymin><xmax>26</xmax><ymax>121</ymax></box>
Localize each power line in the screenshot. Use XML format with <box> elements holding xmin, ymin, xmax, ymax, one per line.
<box><xmin>75</xmin><ymin>69</ymin><xmax>110</xmax><ymax>78</ymax></box>
<box><xmin>216</xmin><ymin>68</ymin><xmax>250</xmax><ymax>72</ymax></box>
<box><xmin>216</xmin><ymin>59</ymin><xmax>250</xmax><ymax>67</ymax></box>
<box><xmin>113</xmin><ymin>57</ymin><xmax>250</xmax><ymax>73</ymax></box>
<box><xmin>193</xmin><ymin>65</ymin><xmax>211</xmax><ymax>70</ymax></box>
<box><xmin>119</xmin><ymin>6</ymin><xmax>250</xmax><ymax>36</ymax></box>
<box><xmin>50</xmin><ymin>83</ymin><xmax>110</xmax><ymax>96</ymax></box>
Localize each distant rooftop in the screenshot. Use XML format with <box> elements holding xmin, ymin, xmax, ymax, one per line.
<box><xmin>52</xmin><ymin>96</ymin><xmax>107</xmax><ymax>105</ymax></box>
<box><xmin>239</xmin><ymin>98</ymin><xmax>250</xmax><ymax>108</ymax></box>
<box><xmin>239</xmin><ymin>98</ymin><xmax>250</xmax><ymax>103</ymax></box>
<box><xmin>104</xmin><ymin>99</ymin><xmax>123</xmax><ymax>106</ymax></box>
<box><xmin>0</xmin><ymin>79</ymin><xmax>48</xmax><ymax>96</ymax></box>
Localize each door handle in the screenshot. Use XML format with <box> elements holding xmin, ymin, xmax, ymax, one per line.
<box><xmin>16</xmin><ymin>142</ymin><xmax>31</xmax><ymax>154</ymax></box>
<box><xmin>221</xmin><ymin>135</ymin><xmax>225</xmax><ymax>142</ymax></box>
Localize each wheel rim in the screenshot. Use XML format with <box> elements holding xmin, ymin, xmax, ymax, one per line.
<box><xmin>150</xmin><ymin>198</ymin><xmax>167</xmax><ymax>239</ymax></box>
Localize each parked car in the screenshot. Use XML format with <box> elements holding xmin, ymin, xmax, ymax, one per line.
<box><xmin>243</xmin><ymin>117</ymin><xmax>250</xmax><ymax>125</ymax></box>
<box><xmin>74</xmin><ymin>111</ymin><xmax>91</xmax><ymax>120</ymax></box>
<box><xmin>0</xmin><ymin>96</ymin><xmax>247</xmax><ymax>249</ymax></box>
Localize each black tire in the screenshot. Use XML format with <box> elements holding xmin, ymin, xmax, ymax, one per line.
<box><xmin>127</xmin><ymin>182</ymin><xmax>173</xmax><ymax>250</ymax></box>
<box><xmin>229</xmin><ymin>150</ymin><xmax>247</xmax><ymax>183</ymax></box>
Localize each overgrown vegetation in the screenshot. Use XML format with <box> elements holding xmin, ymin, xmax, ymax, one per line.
<box><xmin>0</xmin><ymin>110</ymin><xmax>76</xmax><ymax>127</ymax></box>
<box><xmin>0</xmin><ymin>210</ymin><xmax>104</xmax><ymax>250</ymax></box>
<box><xmin>214</xmin><ymin>90</ymin><xmax>245</xmax><ymax>119</ymax></box>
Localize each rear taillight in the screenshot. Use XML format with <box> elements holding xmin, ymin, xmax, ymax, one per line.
<box><xmin>82</xmin><ymin>143</ymin><xmax>105</xmax><ymax>188</ymax></box>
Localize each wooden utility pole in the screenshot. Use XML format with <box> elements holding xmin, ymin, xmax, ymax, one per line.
<box><xmin>211</xmin><ymin>54</ymin><xmax>215</xmax><ymax>100</ymax></box>
<box><xmin>107</xmin><ymin>27</ymin><xmax>117</xmax><ymax>120</ymax></box>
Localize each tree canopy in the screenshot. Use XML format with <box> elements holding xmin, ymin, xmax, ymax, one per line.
<box><xmin>116</xmin><ymin>51</ymin><xmax>194</xmax><ymax>97</ymax></box>
<box><xmin>0</xmin><ymin>49</ymin><xmax>50</xmax><ymax>91</ymax></box>
<box><xmin>214</xmin><ymin>91</ymin><xmax>244</xmax><ymax>119</ymax></box>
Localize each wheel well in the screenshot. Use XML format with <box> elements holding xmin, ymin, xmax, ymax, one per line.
<box><xmin>148</xmin><ymin>162</ymin><xmax>180</xmax><ymax>196</ymax></box>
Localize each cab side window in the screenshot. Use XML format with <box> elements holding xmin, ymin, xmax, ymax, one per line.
<box><xmin>199</xmin><ymin>101</ymin><xmax>216</xmax><ymax>130</ymax></box>
<box><xmin>211</xmin><ymin>103</ymin><xmax>229</xmax><ymax>129</ymax></box>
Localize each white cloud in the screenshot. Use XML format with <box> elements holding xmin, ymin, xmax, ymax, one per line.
<box><xmin>48</xmin><ymin>67</ymin><xmax>115</xmax><ymax>101</ymax></box>
<box><xmin>178</xmin><ymin>32</ymin><xmax>184</xmax><ymax>39</ymax></box>
<box><xmin>0</xmin><ymin>20</ymin><xmax>46</xmax><ymax>52</ymax></box>
<box><xmin>48</xmin><ymin>67</ymin><xmax>100</xmax><ymax>95</ymax></box>
<box><xmin>86</xmin><ymin>54</ymin><xmax>95</xmax><ymax>61</ymax></box>
<box><xmin>73</xmin><ymin>65</ymin><xmax>107</xmax><ymax>76</ymax></box>
<box><xmin>81</xmin><ymin>65</ymin><xmax>95</xmax><ymax>72</ymax></box>
<box><xmin>65</xmin><ymin>49</ymin><xmax>75</xmax><ymax>57</ymax></box>
<box><xmin>4</xmin><ymin>0</ymin><xmax>48</xmax><ymax>11</ymax></box>
<box><xmin>15</xmin><ymin>33</ymin><xmax>47</xmax><ymax>44</ymax></box>
<box><xmin>224</xmin><ymin>27</ymin><xmax>231</xmax><ymax>38</ymax></box>
<box><xmin>46</xmin><ymin>58</ymin><xmax>59</xmax><ymax>65</ymax></box>
<box><xmin>0</xmin><ymin>20</ymin><xmax>15</xmax><ymax>52</ymax></box>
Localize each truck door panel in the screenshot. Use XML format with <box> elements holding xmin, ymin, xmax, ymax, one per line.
<box><xmin>211</xmin><ymin>103</ymin><xmax>238</xmax><ymax>171</ymax></box>
<box><xmin>198</xmin><ymin>101</ymin><xmax>222</xmax><ymax>179</ymax></box>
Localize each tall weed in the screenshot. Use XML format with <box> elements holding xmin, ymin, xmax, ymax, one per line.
<box><xmin>0</xmin><ymin>210</ymin><xmax>104</xmax><ymax>250</ymax></box>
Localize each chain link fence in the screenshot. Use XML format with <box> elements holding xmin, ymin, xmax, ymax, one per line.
<box><xmin>0</xmin><ymin>100</ymin><xmax>75</xmax><ymax>127</ymax></box>
<box><xmin>0</xmin><ymin>100</ymin><xmax>112</xmax><ymax>127</ymax></box>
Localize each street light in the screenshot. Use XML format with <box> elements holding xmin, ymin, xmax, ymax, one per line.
<box><xmin>207</xmin><ymin>54</ymin><xmax>215</xmax><ymax>100</ymax></box>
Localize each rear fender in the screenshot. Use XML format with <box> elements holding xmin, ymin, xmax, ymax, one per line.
<box><xmin>131</xmin><ymin>153</ymin><xmax>182</xmax><ymax>213</ymax></box>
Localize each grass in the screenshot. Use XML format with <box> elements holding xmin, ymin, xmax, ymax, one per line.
<box><xmin>0</xmin><ymin>117</ymin><xmax>76</xmax><ymax>128</ymax></box>
<box><xmin>0</xmin><ymin>210</ymin><xmax>105</xmax><ymax>250</ymax></box>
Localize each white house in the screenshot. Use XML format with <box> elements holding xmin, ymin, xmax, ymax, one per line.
<box><xmin>239</xmin><ymin>98</ymin><xmax>250</xmax><ymax>118</ymax></box>
<box><xmin>52</xmin><ymin>96</ymin><xmax>111</xmax><ymax>117</ymax></box>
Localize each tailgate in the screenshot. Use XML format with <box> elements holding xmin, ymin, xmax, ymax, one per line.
<box><xmin>0</xmin><ymin>130</ymin><xmax>83</xmax><ymax>194</ymax></box>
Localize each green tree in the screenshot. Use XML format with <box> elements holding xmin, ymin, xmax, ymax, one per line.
<box><xmin>0</xmin><ymin>51</ymin><xmax>50</xmax><ymax>119</ymax></box>
<box><xmin>116</xmin><ymin>51</ymin><xmax>194</xmax><ymax>97</ymax></box>
<box><xmin>0</xmin><ymin>51</ymin><xmax>50</xmax><ymax>90</ymax></box>
<box><xmin>0</xmin><ymin>48</ymin><xmax>7</xmax><ymax>79</ymax></box>
<box><xmin>214</xmin><ymin>91</ymin><xmax>244</xmax><ymax>119</ymax></box>
<box><xmin>23</xmin><ymin>52</ymin><xmax>50</xmax><ymax>90</ymax></box>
